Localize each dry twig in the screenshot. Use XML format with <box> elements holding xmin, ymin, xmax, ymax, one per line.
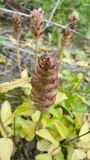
<box><xmin>46</xmin><ymin>0</ymin><xmax>64</xmax><ymax>27</ymax></box>
<box><xmin>0</xmin><ymin>8</ymin><xmax>90</xmax><ymax>41</ymax></box>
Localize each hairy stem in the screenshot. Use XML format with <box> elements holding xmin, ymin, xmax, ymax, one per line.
<box><xmin>35</xmin><ymin>38</ymin><xmax>38</xmax><ymax>64</ymax></box>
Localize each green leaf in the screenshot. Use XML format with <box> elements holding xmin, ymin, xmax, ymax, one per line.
<box><xmin>65</xmin><ymin>115</ymin><xmax>74</xmax><ymax>124</ymax></box>
<box><xmin>35</xmin><ymin>154</ymin><xmax>52</xmax><ymax>160</ymax></box>
<box><xmin>49</xmin><ymin>107</ymin><xmax>63</xmax><ymax>119</ymax></box>
<box><xmin>48</xmin><ymin>144</ymin><xmax>60</xmax><ymax>156</ymax></box>
<box><xmin>14</xmin><ymin>116</ymin><xmax>35</xmax><ymax>141</ymax></box>
<box><xmin>71</xmin><ymin>102</ymin><xmax>87</xmax><ymax>113</ymax></box>
<box><xmin>14</xmin><ymin>116</ymin><xmax>31</xmax><ymax>135</ymax></box>
<box><xmin>55</xmin><ymin>92</ymin><xmax>68</xmax><ymax>105</ymax></box>
<box><xmin>14</xmin><ymin>102</ymin><xmax>36</xmax><ymax>116</ymax></box>
<box><xmin>1</xmin><ymin>101</ymin><xmax>13</xmax><ymax>126</ymax></box>
<box><xmin>77</xmin><ymin>95</ymin><xmax>90</xmax><ymax>106</ymax></box>
<box><xmin>54</xmin><ymin>120</ymin><xmax>68</xmax><ymax>139</ymax></box>
<box><xmin>37</xmin><ymin>140</ymin><xmax>51</xmax><ymax>152</ymax></box>
<box><xmin>32</xmin><ymin>111</ymin><xmax>41</xmax><ymax>122</ymax></box>
<box><xmin>0</xmin><ymin>36</ymin><xmax>7</xmax><ymax>41</ymax></box>
<box><xmin>36</xmin><ymin>129</ymin><xmax>59</xmax><ymax>146</ymax></box>
<box><xmin>20</xmin><ymin>122</ymin><xmax>36</xmax><ymax>141</ymax></box>
<box><xmin>0</xmin><ymin>56</ymin><xmax>6</xmax><ymax>63</ymax></box>
<box><xmin>62</xmin><ymin>70</ymin><xmax>78</xmax><ymax>81</ymax></box>
<box><xmin>54</xmin><ymin>151</ymin><xmax>64</xmax><ymax>160</ymax></box>
<box><xmin>86</xmin><ymin>83</ymin><xmax>90</xmax><ymax>92</ymax></box>
<box><xmin>74</xmin><ymin>113</ymin><xmax>83</xmax><ymax>129</ymax></box>
<box><xmin>0</xmin><ymin>101</ymin><xmax>13</xmax><ymax>137</ymax></box>
<box><xmin>41</xmin><ymin>112</ymin><xmax>49</xmax><ymax>128</ymax></box>
<box><xmin>0</xmin><ymin>138</ymin><xmax>13</xmax><ymax>160</ymax></box>
<box><xmin>14</xmin><ymin>116</ymin><xmax>31</xmax><ymax>130</ymax></box>
<box><xmin>67</xmin><ymin>147</ymin><xmax>73</xmax><ymax>160</ymax></box>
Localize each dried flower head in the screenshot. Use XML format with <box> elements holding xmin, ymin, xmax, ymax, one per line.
<box><xmin>69</xmin><ymin>10</ymin><xmax>79</xmax><ymax>21</ymax></box>
<box><xmin>31</xmin><ymin>8</ymin><xmax>44</xmax><ymax>39</ymax></box>
<box><xmin>12</xmin><ymin>12</ymin><xmax>21</xmax><ymax>34</ymax></box>
<box><xmin>30</xmin><ymin>53</ymin><xmax>58</xmax><ymax>111</ymax></box>
<box><xmin>60</xmin><ymin>10</ymin><xmax>79</xmax><ymax>50</ymax></box>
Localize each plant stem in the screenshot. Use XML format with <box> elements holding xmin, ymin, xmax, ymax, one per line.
<box><xmin>35</xmin><ymin>111</ymin><xmax>44</xmax><ymax>131</ymax></box>
<box><xmin>58</xmin><ymin>45</ymin><xmax>64</xmax><ymax>73</ymax></box>
<box><xmin>13</xmin><ymin>117</ymin><xmax>16</xmax><ymax>144</ymax></box>
<box><xmin>66</xmin><ymin>130</ymin><xmax>90</xmax><ymax>143</ymax></box>
<box><xmin>0</xmin><ymin>113</ymin><xmax>8</xmax><ymax>136</ymax></box>
<box><xmin>17</xmin><ymin>33</ymin><xmax>21</xmax><ymax>75</ymax></box>
<box><xmin>49</xmin><ymin>130</ymin><xmax>90</xmax><ymax>154</ymax></box>
<box><xmin>35</xmin><ymin>38</ymin><xmax>38</xmax><ymax>64</ymax></box>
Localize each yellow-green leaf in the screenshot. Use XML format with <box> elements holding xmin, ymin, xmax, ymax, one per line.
<box><xmin>0</xmin><ymin>56</ymin><xmax>6</xmax><ymax>63</ymax></box>
<box><xmin>20</xmin><ymin>123</ymin><xmax>36</xmax><ymax>141</ymax></box>
<box><xmin>48</xmin><ymin>144</ymin><xmax>60</xmax><ymax>155</ymax></box>
<box><xmin>0</xmin><ymin>138</ymin><xmax>13</xmax><ymax>160</ymax></box>
<box><xmin>71</xmin><ymin>149</ymin><xmax>86</xmax><ymax>160</ymax></box>
<box><xmin>14</xmin><ymin>116</ymin><xmax>35</xmax><ymax>141</ymax></box>
<box><xmin>79</xmin><ymin>121</ymin><xmax>90</xmax><ymax>142</ymax></box>
<box><xmin>35</xmin><ymin>153</ymin><xmax>52</xmax><ymax>160</ymax></box>
<box><xmin>55</xmin><ymin>92</ymin><xmax>68</xmax><ymax>104</ymax></box>
<box><xmin>37</xmin><ymin>140</ymin><xmax>51</xmax><ymax>152</ymax></box>
<box><xmin>54</xmin><ymin>151</ymin><xmax>64</xmax><ymax>160</ymax></box>
<box><xmin>49</xmin><ymin>107</ymin><xmax>63</xmax><ymax>119</ymax></box>
<box><xmin>0</xmin><ymin>77</ymin><xmax>30</xmax><ymax>93</ymax></box>
<box><xmin>14</xmin><ymin>103</ymin><xmax>36</xmax><ymax>116</ymax></box>
<box><xmin>32</xmin><ymin>111</ymin><xmax>41</xmax><ymax>122</ymax></box>
<box><xmin>1</xmin><ymin>101</ymin><xmax>12</xmax><ymax>125</ymax></box>
<box><xmin>74</xmin><ymin>113</ymin><xmax>83</xmax><ymax>129</ymax></box>
<box><xmin>36</xmin><ymin>129</ymin><xmax>59</xmax><ymax>146</ymax></box>
<box><xmin>54</xmin><ymin>120</ymin><xmax>68</xmax><ymax>139</ymax></box>
<box><xmin>0</xmin><ymin>126</ymin><xmax>13</xmax><ymax>138</ymax></box>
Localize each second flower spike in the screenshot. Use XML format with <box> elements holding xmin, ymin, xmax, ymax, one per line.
<box><xmin>31</xmin><ymin>8</ymin><xmax>45</xmax><ymax>39</ymax></box>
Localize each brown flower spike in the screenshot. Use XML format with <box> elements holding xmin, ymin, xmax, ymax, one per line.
<box><xmin>31</xmin><ymin>8</ymin><xmax>44</xmax><ymax>39</ymax></box>
<box><xmin>12</xmin><ymin>12</ymin><xmax>21</xmax><ymax>34</ymax></box>
<box><xmin>30</xmin><ymin>54</ymin><xmax>58</xmax><ymax>111</ymax></box>
<box><xmin>60</xmin><ymin>10</ymin><xmax>79</xmax><ymax>50</ymax></box>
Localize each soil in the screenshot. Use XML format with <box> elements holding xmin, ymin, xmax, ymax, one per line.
<box><xmin>11</xmin><ymin>137</ymin><xmax>39</xmax><ymax>160</ymax></box>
